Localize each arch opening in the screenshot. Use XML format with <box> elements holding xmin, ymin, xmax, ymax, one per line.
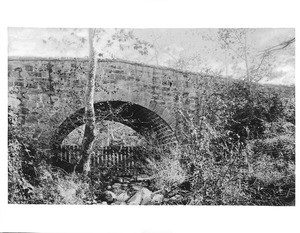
<box><xmin>62</xmin><ymin>120</ymin><xmax>146</xmax><ymax>148</ymax></box>
<box><xmin>52</xmin><ymin>101</ymin><xmax>177</xmax><ymax>150</ymax></box>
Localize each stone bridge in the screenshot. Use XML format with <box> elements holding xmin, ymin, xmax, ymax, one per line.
<box><xmin>8</xmin><ymin>57</ymin><xmax>218</xmax><ymax>151</ymax></box>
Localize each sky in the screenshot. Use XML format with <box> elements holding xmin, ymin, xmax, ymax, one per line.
<box><xmin>8</xmin><ymin>28</ymin><xmax>295</xmax><ymax>86</ymax></box>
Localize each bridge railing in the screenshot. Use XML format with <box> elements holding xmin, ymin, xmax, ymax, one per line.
<box><xmin>57</xmin><ymin>145</ymin><xmax>145</xmax><ymax>176</ymax></box>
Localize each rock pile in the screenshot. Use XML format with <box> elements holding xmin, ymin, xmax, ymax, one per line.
<box><xmin>94</xmin><ymin>176</ymin><xmax>166</xmax><ymax>205</ymax></box>
<box><xmin>88</xmin><ymin>175</ymin><xmax>190</xmax><ymax>205</ymax></box>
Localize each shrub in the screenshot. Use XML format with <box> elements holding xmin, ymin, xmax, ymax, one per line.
<box><xmin>223</xmin><ymin>82</ymin><xmax>287</xmax><ymax>143</ymax></box>
<box><xmin>8</xmin><ymin>106</ymin><xmax>35</xmax><ymax>203</ymax></box>
<box><xmin>282</xmin><ymin>97</ymin><xmax>295</xmax><ymax>124</ymax></box>
<box><xmin>145</xmin><ymin>147</ymin><xmax>186</xmax><ymax>191</ymax></box>
<box><xmin>29</xmin><ymin>169</ymin><xmax>94</xmax><ymax>204</ymax></box>
<box><xmin>8</xmin><ymin>106</ymin><xmax>95</xmax><ymax>204</ymax></box>
<box><xmin>253</xmin><ymin>135</ymin><xmax>295</xmax><ymax>161</ymax></box>
<box><xmin>245</xmin><ymin>152</ymin><xmax>295</xmax><ymax>205</ymax></box>
<box><xmin>173</xmin><ymin>80</ymin><xmax>295</xmax><ymax>205</ymax></box>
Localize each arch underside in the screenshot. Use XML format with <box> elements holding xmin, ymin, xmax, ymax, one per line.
<box><xmin>52</xmin><ymin>101</ymin><xmax>177</xmax><ymax>149</ymax></box>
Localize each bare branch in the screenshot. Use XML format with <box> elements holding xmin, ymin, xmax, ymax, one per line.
<box><xmin>259</xmin><ymin>38</ymin><xmax>295</xmax><ymax>55</ymax></box>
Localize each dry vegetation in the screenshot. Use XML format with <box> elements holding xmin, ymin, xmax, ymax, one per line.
<box><xmin>8</xmin><ymin>80</ymin><xmax>295</xmax><ymax>205</ymax></box>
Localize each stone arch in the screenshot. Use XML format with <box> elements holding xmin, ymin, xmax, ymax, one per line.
<box><xmin>51</xmin><ymin>101</ymin><xmax>178</xmax><ymax>149</ymax></box>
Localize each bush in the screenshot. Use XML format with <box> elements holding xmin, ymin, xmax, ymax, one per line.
<box><xmin>28</xmin><ymin>167</ymin><xmax>95</xmax><ymax>204</ymax></box>
<box><xmin>282</xmin><ymin>97</ymin><xmax>295</xmax><ymax>124</ymax></box>
<box><xmin>224</xmin><ymin>82</ymin><xmax>286</xmax><ymax>143</ymax></box>
<box><xmin>253</xmin><ymin>135</ymin><xmax>295</xmax><ymax>161</ymax></box>
<box><xmin>8</xmin><ymin>106</ymin><xmax>35</xmax><ymax>203</ymax></box>
<box><xmin>8</xmin><ymin>106</ymin><xmax>95</xmax><ymax>204</ymax></box>
<box><xmin>245</xmin><ymin>152</ymin><xmax>295</xmax><ymax>205</ymax></box>
<box><xmin>172</xmin><ymin>81</ymin><xmax>295</xmax><ymax>205</ymax></box>
<box><xmin>145</xmin><ymin>147</ymin><xmax>186</xmax><ymax>191</ymax></box>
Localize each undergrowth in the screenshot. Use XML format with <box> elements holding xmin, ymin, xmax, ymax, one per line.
<box><xmin>8</xmin><ymin>81</ymin><xmax>295</xmax><ymax>205</ymax></box>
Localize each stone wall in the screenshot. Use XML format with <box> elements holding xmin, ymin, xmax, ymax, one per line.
<box><xmin>8</xmin><ymin>57</ymin><xmax>218</xmax><ymax>150</ymax></box>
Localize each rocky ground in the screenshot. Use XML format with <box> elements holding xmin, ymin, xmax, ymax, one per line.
<box><xmin>89</xmin><ymin>175</ymin><xmax>190</xmax><ymax>205</ymax></box>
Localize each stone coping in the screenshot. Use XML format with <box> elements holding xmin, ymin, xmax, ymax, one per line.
<box><xmin>8</xmin><ymin>56</ymin><xmax>217</xmax><ymax>78</ymax></box>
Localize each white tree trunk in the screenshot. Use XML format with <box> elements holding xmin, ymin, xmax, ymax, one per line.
<box><xmin>78</xmin><ymin>28</ymin><xmax>97</xmax><ymax>175</ymax></box>
<box><xmin>244</xmin><ymin>31</ymin><xmax>250</xmax><ymax>82</ymax></box>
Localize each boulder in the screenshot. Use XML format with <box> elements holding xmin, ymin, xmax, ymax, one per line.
<box><xmin>116</xmin><ymin>192</ymin><xmax>130</xmax><ymax>202</ymax></box>
<box><xmin>103</xmin><ymin>190</ymin><xmax>117</xmax><ymax>203</ymax></box>
<box><xmin>130</xmin><ymin>184</ymin><xmax>143</xmax><ymax>191</ymax></box>
<box><xmin>140</xmin><ymin>188</ymin><xmax>153</xmax><ymax>205</ymax></box>
<box><xmin>127</xmin><ymin>191</ymin><xmax>143</xmax><ymax>205</ymax></box>
<box><xmin>112</xmin><ymin>183</ymin><xmax>123</xmax><ymax>195</ymax></box>
<box><xmin>151</xmin><ymin>194</ymin><xmax>164</xmax><ymax>205</ymax></box>
<box><xmin>127</xmin><ymin>188</ymin><xmax>152</xmax><ymax>205</ymax></box>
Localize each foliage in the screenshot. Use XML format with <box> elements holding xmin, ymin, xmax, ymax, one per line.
<box><xmin>8</xmin><ymin>73</ymin><xmax>294</xmax><ymax>205</ymax></box>
<box><xmin>8</xmin><ymin>106</ymin><xmax>37</xmax><ymax>203</ymax></box>
<box><xmin>8</xmin><ymin>106</ymin><xmax>96</xmax><ymax>204</ymax></box>
<box><xmin>138</xmin><ymin>79</ymin><xmax>295</xmax><ymax>206</ymax></box>
<box><xmin>28</xmin><ymin>167</ymin><xmax>95</xmax><ymax>204</ymax></box>
<box><xmin>175</xmin><ymin>80</ymin><xmax>295</xmax><ymax>205</ymax></box>
<box><xmin>282</xmin><ymin>97</ymin><xmax>295</xmax><ymax>124</ymax></box>
<box><xmin>145</xmin><ymin>147</ymin><xmax>186</xmax><ymax>191</ymax></box>
<box><xmin>224</xmin><ymin>82</ymin><xmax>285</xmax><ymax>142</ymax></box>
<box><xmin>217</xmin><ymin>28</ymin><xmax>278</xmax><ymax>82</ymax></box>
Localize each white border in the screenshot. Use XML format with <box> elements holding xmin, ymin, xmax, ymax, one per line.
<box><xmin>1</xmin><ymin>0</ymin><xmax>299</xmax><ymax>233</ymax></box>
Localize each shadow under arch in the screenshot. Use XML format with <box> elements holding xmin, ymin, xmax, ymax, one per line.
<box><xmin>51</xmin><ymin>101</ymin><xmax>178</xmax><ymax>149</ymax></box>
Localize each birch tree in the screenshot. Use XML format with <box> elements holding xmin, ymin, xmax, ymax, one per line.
<box><xmin>76</xmin><ymin>28</ymin><xmax>97</xmax><ymax>175</ymax></box>
<box><xmin>218</xmin><ymin>29</ymin><xmax>252</xmax><ymax>82</ymax></box>
<box><xmin>74</xmin><ymin>29</ymin><xmax>152</xmax><ymax>175</ymax></box>
<box><xmin>42</xmin><ymin>28</ymin><xmax>155</xmax><ymax>175</ymax></box>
